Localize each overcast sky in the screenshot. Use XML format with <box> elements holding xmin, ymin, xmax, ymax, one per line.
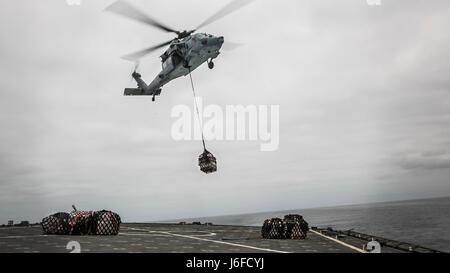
<box><xmin>0</xmin><ymin>0</ymin><xmax>449</xmax><ymax>224</ymax></box>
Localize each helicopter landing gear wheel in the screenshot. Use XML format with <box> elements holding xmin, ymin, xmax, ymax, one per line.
<box><xmin>152</xmin><ymin>95</ymin><xmax>156</xmax><ymax>102</ymax></box>
<box><xmin>208</xmin><ymin>60</ymin><xmax>215</xmax><ymax>69</ymax></box>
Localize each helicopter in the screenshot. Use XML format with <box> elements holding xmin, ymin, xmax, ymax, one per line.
<box><xmin>105</xmin><ymin>0</ymin><xmax>254</xmax><ymax>101</ymax></box>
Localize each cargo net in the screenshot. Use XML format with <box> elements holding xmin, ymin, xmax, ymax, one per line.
<box><xmin>283</xmin><ymin>214</ymin><xmax>309</xmax><ymax>239</ymax></box>
<box><xmin>41</xmin><ymin>212</ymin><xmax>72</xmax><ymax>235</ymax></box>
<box><xmin>41</xmin><ymin>209</ymin><xmax>121</xmax><ymax>236</ymax></box>
<box><xmin>261</xmin><ymin>218</ymin><xmax>285</xmax><ymax>239</ymax></box>
<box><xmin>199</xmin><ymin>150</ymin><xmax>217</xmax><ymax>174</ymax></box>
<box><xmin>69</xmin><ymin>211</ymin><xmax>93</xmax><ymax>235</ymax></box>
<box><xmin>91</xmin><ymin>210</ymin><xmax>121</xmax><ymax>236</ymax></box>
<box><xmin>261</xmin><ymin>215</ymin><xmax>309</xmax><ymax>240</ymax></box>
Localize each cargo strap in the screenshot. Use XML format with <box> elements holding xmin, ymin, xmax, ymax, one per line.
<box><xmin>188</xmin><ymin>68</ymin><xmax>206</xmax><ymax>151</ymax></box>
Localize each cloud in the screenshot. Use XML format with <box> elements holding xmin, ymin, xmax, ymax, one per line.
<box><xmin>398</xmin><ymin>151</ymin><xmax>450</xmax><ymax>171</ymax></box>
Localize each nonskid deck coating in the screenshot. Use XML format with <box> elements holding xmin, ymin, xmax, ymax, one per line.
<box><xmin>0</xmin><ymin>223</ymin><xmax>405</xmax><ymax>253</ymax></box>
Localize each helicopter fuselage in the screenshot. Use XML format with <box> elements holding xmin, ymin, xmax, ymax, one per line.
<box><xmin>126</xmin><ymin>33</ymin><xmax>224</xmax><ymax>98</ymax></box>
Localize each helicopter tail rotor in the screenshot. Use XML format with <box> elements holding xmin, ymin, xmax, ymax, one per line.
<box><xmin>133</xmin><ymin>60</ymin><xmax>140</xmax><ymax>73</ymax></box>
<box><xmin>129</xmin><ymin>61</ymin><xmax>140</xmax><ymax>83</ymax></box>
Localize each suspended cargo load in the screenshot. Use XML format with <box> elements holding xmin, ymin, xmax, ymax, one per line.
<box><xmin>199</xmin><ymin>150</ymin><xmax>217</xmax><ymax>174</ymax></box>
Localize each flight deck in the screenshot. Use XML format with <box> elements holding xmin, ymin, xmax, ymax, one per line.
<box><xmin>0</xmin><ymin>223</ymin><xmax>413</xmax><ymax>253</ymax></box>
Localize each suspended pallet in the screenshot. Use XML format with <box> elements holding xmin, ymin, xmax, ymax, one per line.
<box><xmin>199</xmin><ymin>149</ymin><xmax>217</xmax><ymax>174</ymax></box>
<box><xmin>189</xmin><ymin>70</ymin><xmax>218</xmax><ymax>174</ymax></box>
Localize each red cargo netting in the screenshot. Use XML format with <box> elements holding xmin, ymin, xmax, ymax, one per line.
<box><xmin>91</xmin><ymin>210</ymin><xmax>121</xmax><ymax>236</ymax></box>
<box><xmin>41</xmin><ymin>208</ymin><xmax>121</xmax><ymax>236</ymax></box>
<box><xmin>69</xmin><ymin>210</ymin><xmax>93</xmax><ymax>235</ymax></box>
<box><xmin>41</xmin><ymin>212</ymin><xmax>72</xmax><ymax>235</ymax></box>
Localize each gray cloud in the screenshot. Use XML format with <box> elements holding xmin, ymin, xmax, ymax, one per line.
<box><xmin>398</xmin><ymin>151</ymin><xmax>450</xmax><ymax>170</ymax></box>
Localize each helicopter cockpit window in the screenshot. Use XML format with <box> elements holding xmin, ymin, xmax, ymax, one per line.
<box><xmin>162</xmin><ymin>56</ymin><xmax>173</xmax><ymax>70</ymax></box>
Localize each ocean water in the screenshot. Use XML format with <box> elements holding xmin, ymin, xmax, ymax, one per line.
<box><xmin>168</xmin><ymin>197</ymin><xmax>450</xmax><ymax>252</ymax></box>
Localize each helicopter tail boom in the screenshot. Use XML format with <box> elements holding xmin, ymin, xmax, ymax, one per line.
<box><xmin>124</xmin><ymin>88</ymin><xmax>161</xmax><ymax>96</ymax></box>
<box><xmin>124</xmin><ymin>72</ymin><xmax>162</xmax><ymax>99</ymax></box>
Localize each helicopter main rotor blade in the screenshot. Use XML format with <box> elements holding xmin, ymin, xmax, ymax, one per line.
<box><xmin>196</xmin><ymin>0</ymin><xmax>255</xmax><ymax>30</ymax></box>
<box><xmin>122</xmin><ymin>40</ymin><xmax>173</xmax><ymax>61</ymax></box>
<box><xmin>105</xmin><ymin>0</ymin><xmax>179</xmax><ymax>34</ymax></box>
